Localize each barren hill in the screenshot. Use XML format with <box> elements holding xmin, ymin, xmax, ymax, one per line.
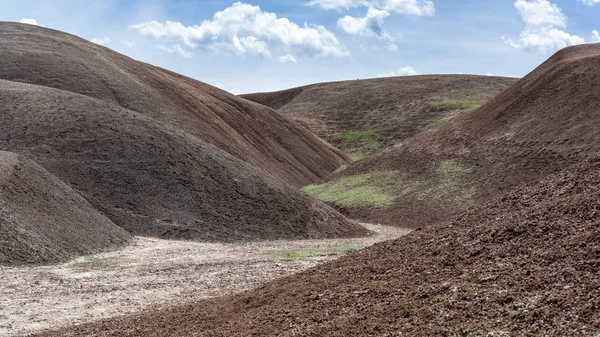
<box><xmin>304</xmin><ymin>43</ymin><xmax>600</xmax><ymax>227</ymax></box>
<box><xmin>37</xmin><ymin>159</ymin><xmax>600</xmax><ymax>336</ymax></box>
<box><xmin>242</xmin><ymin>75</ymin><xmax>516</xmax><ymax>159</ymax></box>
<box><xmin>0</xmin><ymin>22</ymin><xmax>348</xmax><ymax>187</ymax></box>
<box><xmin>0</xmin><ymin>79</ymin><xmax>367</xmax><ymax>243</ymax></box>
<box><xmin>0</xmin><ymin>151</ymin><xmax>131</xmax><ymax>265</ymax></box>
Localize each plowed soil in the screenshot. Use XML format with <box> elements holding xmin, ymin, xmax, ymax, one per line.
<box><xmin>242</xmin><ymin>75</ymin><xmax>516</xmax><ymax>151</ymax></box>
<box><xmin>37</xmin><ymin>158</ymin><xmax>600</xmax><ymax>336</ymax></box>
<box><xmin>0</xmin><ymin>151</ymin><xmax>131</xmax><ymax>265</ymax></box>
<box><xmin>0</xmin><ymin>22</ymin><xmax>349</xmax><ymax>187</ymax></box>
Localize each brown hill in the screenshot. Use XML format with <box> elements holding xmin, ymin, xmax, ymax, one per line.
<box><xmin>242</xmin><ymin>75</ymin><xmax>517</xmax><ymax>159</ymax></box>
<box><xmin>36</xmin><ymin>158</ymin><xmax>600</xmax><ymax>336</ymax></box>
<box><xmin>0</xmin><ymin>79</ymin><xmax>367</xmax><ymax>243</ymax></box>
<box><xmin>0</xmin><ymin>151</ymin><xmax>131</xmax><ymax>265</ymax></box>
<box><xmin>0</xmin><ymin>22</ymin><xmax>348</xmax><ymax>187</ymax></box>
<box><xmin>304</xmin><ymin>43</ymin><xmax>600</xmax><ymax>228</ymax></box>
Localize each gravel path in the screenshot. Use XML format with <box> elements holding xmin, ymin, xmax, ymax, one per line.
<box><xmin>0</xmin><ymin>223</ymin><xmax>410</xmax><ymax>337</ymax></box>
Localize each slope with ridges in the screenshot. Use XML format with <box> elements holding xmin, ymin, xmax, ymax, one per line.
<box><xmin>0</xmin><ymin>22</ymin><xmax>348</xmax><ymax>187</ymax></box>
<box><xmin>0</xmin><ymin>151</ymin><xmax>131</xmax><ymax>265</ymax></box>
<box><xmin>0</xmin><ymin>79</ymin><xmax>368</xmax><ymax>243</ymax></box>
<box><xmin>308</xmin><ymin>43</ymin><xmax>600</xmax><ymax>227</ymax></box>
<box><xmin>242</xmin><ymin>75</ymin><xmax>517</xmax><ymax>157</ymax></box>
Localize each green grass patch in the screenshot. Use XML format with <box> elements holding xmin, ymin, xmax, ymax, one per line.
<box><xmin>427</xmin><ymin>96</ymin><xmax>488</xmax><ymax>112</ymax></box>
<box><xmin>302</xmin><ymin>172</ymin><xmax>397</xmax><ymax>208</ymax></box>
<box><xmin>424</xmin><ymin>117</ymin><xmax>452</xmax><ymax>130</ymax></box>
<box><xmin>279</xmin><ymin>245</ymin><xmax>364</xmax><ymax>260</ymax></box>
<box><xmin>338</xmin><ymin>129</ymin><xmax>381</xmax><ymax>155</ymax></box>
<box><xmin>334</xmin><ymin>164</ymin><xmax>349</xmax><ymax>173</ymax></box>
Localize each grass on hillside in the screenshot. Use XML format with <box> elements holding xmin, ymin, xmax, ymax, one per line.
<box><xmin>303</xmin><ymin>160</ymin><xmax>476</xmax><ymax>209</ymax></box>
<box><xmin>279</xmin><ymin>246</ymin><xmax>364</xmax><ymax>260</ymax></box>
<box><xmin>424</xmin><ymin>116</ymin><xmax>453</xmax><ymax>130</ymax></box>
<box><xmin>337</xmin><ymin>130</ymin><xmax>381</xmax><ymax>159</ymax></box>
<box><xmin>428</xmin><ymin>96</ymin><xmax>488</xmax><ymax>112</ymax></box>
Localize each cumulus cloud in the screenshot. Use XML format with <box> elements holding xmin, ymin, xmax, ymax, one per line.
<box><xmin>91</xmin><ymin>37</ymin><xmax>111</xmax><ymax>46</ymax></box>
<box><xmin>19</xmin><ymin>18</ymin><xmax>44</xmax><ymax>26</ymax></box>
<box><xmin>131</xmin><ymin>2</ymin><xmax>348</xmax><ymax>59</ymax></box>
<box><xmin>338</xmin><ymin>8</ymin><xmax>399</xmax><ymax>50</ymax></box>
<box><xmin>580</xmin><ymin>0</ymin><xmax>600</xmax><ymax>5</ymax></box>
<box><xmin>155</xmin><ymin>44</ymin><xmax>192</xmax><ymax>58</ymax></box>
<box><xmin>308</xmin><ymin>0</ymin><xmax>435</xmax><ymax>16</ymax></box>
<box><xmin>592</xmin><ymin>30</ymin><xmax>600</xmax><ymax>43</ymax></box>
<box><xmin>279</xmin><ymin>54</ymin><xmax>298</xmax><ymax>63</ymax></box>
<box><xmin>502</xmin><ymin>0</ymin><xmax>586</xmax><ymax>53</ymax></box>
<box><xmin>378</xmin><ymin>65</ymin><xmax>418</xmax><ymax>77</ymax></box>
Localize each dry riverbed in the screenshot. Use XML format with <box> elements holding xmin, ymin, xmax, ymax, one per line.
<box><xmin>0</xmin><ymin>223</ymin><xmax>410</xmax><ymax>337</ymax></box>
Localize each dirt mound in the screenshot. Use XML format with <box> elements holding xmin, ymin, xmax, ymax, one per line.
<box><xmin>0</xmin><ymin>22</ymin><xmax>348</xmax><ymax>187</ymax></box>
<box><xmin>36</xmin><ymin>158</ymin><xmax>600</xmax><ymax>336</ymax></box>
<box><xmin>242</xmin><ymin>75</ymin><xmax>516</xmax><ymax>158</ymax></box>
<box><xmin>0</xmin><ymin>79</ymin><xmax>368</xmax><ymax>243</ymax></box>
<box><xmin>306</xmin><ymin>43</ymin><xmax>600</xmax><ymax>227</ymax></box>
<box><xmin>0</xmin><ymin>151</ymin><xmax>131</xmax><ymax>265</ymax></box>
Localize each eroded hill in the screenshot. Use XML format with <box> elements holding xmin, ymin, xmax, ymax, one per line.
<box><xmin>0</xmin><ymin>22</ymin><xmax>348</xmax><ymax>187</ymax></box>
<box><xmin>0</xmin><ymin>151</ymin><xmax>131</xmax><ymax>265</ymax></box>
<box><xmin>242</xmin><ymin>75</ymin><xmax>517</xmax><ymax>160</ymax></box>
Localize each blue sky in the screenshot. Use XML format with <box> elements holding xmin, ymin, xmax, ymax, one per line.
<box><xmin>2</xmin><ymin>0</ymin><xmax>599</xmax><ymax>93</ymax></box>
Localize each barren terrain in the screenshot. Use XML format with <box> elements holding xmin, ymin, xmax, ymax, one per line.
<box><xmin>0</xmin><ymin>224</ymin><xmax>409</xmax><ymax>337</ymax></box>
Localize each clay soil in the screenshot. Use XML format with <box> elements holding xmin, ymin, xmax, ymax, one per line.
<box><xmin>2</xmin><ymin>224</ymin><xmax>408</xmax><ymax>337</ymax></box>
<box><xmin>38</xmin><ymin>159</ymin><xmax>600</xmax><ymax>336</ymax></box>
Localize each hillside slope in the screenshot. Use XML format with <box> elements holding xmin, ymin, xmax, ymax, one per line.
<box><xmin>0</xmin><ymin>151</ymin><xmax>131</xmax><ymax>265</ymax></box>
<box><xmin>38</xmin><ymin>158</ymin><xmax>600</xmax><ymax>336</ymax></box>
<box><xmin>306</xmin><ymin>43</ymin><xmax>600</xmax><ymax>227</ymax></box>
<box><xmin>0</xmin><ymin>79</ymin><xmax>368</xmax><ymax>243</ymax></box>
<box><xmin>242</xmin><ymin>75</ymin><xmax>517</xmax><ymax>158</ymax></box>
<box><xmin>0</xmin><ymin>22</ymin><xmax>348</xmax><ymax>187</ymax></box>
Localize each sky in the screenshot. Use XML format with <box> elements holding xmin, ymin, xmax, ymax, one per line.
<box><xmin>2</xmin><ymin>0</ymin><xmax>599</xmax><ymax>94</ymax></box>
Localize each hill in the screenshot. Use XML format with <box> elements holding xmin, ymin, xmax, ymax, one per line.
<box><xmin>303</xmin><ymin>43</ymin><xmax>600</xmax><ymax>227</ymax></box>
<box><xmin>242</xmin><ymin>75</ymin><xmax>517</xmax><ymax>160</ymax></box>
<box><xmin>0</xmin><ymin>151</ymin><xmax>131</xmax><ymax>265</ymax></box>
<box><xmin>0</xmin><ymin>22</ymin><xmax>348</xmax><ymax>187</ymax></box>
<box><xmin>36</xmin><ymin>158</ymin><xmax>600</xmax><ymax>336</ymax></box>
<box><xmin>0</xmin><ymin>79</ymin><xmax>368</xmax><ymax>243</ymax></box>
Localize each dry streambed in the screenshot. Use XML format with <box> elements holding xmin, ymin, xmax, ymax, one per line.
<box><xmin>0</xmin><ymin>223</ymin><xmax>409</xmax><ymax>337</ymax></box>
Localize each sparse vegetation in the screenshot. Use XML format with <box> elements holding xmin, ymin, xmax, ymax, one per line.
<box><xmin>303</xmin><ymin>159</ymin><xmax>475</xmax><ymax>209</ymax></box>
<box><xmin>338</xmin><ymin>130</ymin><xmax>381</xmax><ymax>158</ymax></box>
<box><xmin>302</xmin><ymin>172</ymin><xmax>397</xmax><ymax>208</ymax></box>
<box><xmin>279</xmin><ymin>245</ymin><xmax>363</xmax><ymax>260</ymax></box>
<box><xmin>428</xmin><ymin>96</ymin><xmax>488</xmax><ymax>112</ymax></box>
<box><xmin>70</xmin><ymin>256</ymin><xmax>124</xmax><ymax>270</ymax></box>
<box><xmin>334</xmin><ymin>164</ymin><xmax>348</xmax><ymax>173</ymax></box>
<box><xmin>425</xmin><ymin>116</ymin><xmax>452</xmax><ymax>130</ymax></box>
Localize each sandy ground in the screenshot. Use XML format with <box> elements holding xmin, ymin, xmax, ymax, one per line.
<box><xmin>0</xmin><ymin>224</ymin><xmax>410</xmax><ymax>337</ymax></box>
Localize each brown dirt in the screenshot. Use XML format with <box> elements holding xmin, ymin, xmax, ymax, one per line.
<box><xmin>0</xmin><ymin>79</ymin><xmax>368</xmax><ymax>249</ymax></box>
<box><xmin>0</xmin><ymin>224</ymin><xmax>409</xmax><ymax>337</ymax></box>
<box><xmin>0</xmin><ymin>151</ymin><xmax>131</xmax><ymax>265</ymax></box>
<box><xmin>241</xmin><ymin>75</ymin><xmax>517</xmax><ymax>152</ymax></box>
<box><xmin>36</xmin><ymin>158</ymin><xmax>600</xmax><ymax>336</ymax></box>
<box><xmin>325</xmin><ymin>43</ymin><xmax>600</xmax><ymax>228</ymax></box>
<box><xmin>0</xmin><ymin>22</ymin><xmax>349</xmax><ymax>187</ymax></box>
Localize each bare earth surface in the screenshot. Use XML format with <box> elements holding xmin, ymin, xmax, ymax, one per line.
<box><xmin>0</xmin><ymin>223</ymin><xmax>409</xmax><ymax>337</ymax></box>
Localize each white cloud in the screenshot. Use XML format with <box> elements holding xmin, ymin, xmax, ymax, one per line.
<box><xmin>91</xmin><ymin>37</ymin><xmax>111</xmax><ymax>46</ymax></box>
<box><xmin>155</xmin><ymin>44</ymin><xmax>192</xmax><ymax>58</ymax></box>
<box><xmin>580</xmin><ymin>0</ymin><xmax>600</xmax><ymax>5</ymax></box>
<box><xmin>19</xmin><ymin>18</ymin><xmax>44</xmax><ymax>26</ymax></box>
<box><xmin>308</xmin><ymin>0</ymin><xmax>435</xmax><ymax>16</ymax></box>
<box><xmin>338</xmin><ymin>8</ymin><xmax>398</xmax><ymax>50</ymax></box>
<box><xmin>502</xmin><ymin>0</ymin><xmax>585</xmax><ymax>53</ymax></box>
<box><xmin>378</xmin><ymin>65</ymin><xmax>418</xmax><ymax>77</ymax></box>
<box><xmin>131</xmin><ymin>2</ymin><xmax>348</xmax><ymax>59</ymax></box>
<box><xmin>592</xmin><ymin>30</ymin><xmax>600</xmax><ymax>43</ymax></box>
<box><xmin>279</xmin><ymin>54</ymin><xmax>298</xmax><ymax>63</ymax></box>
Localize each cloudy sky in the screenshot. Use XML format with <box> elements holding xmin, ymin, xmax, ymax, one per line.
<box><xmin>2</xmin><ymin>0</ymin><xmax>599</xmax><ymax>93</ymax></box>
